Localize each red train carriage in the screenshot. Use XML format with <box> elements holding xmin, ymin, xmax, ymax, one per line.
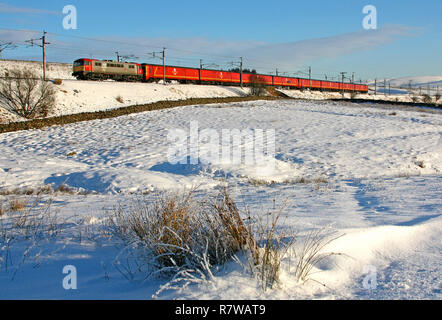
<box><xmin>142</xmin><ymin>64</ymin><xmax>200</xmax><ymax>83</ymax></box>
<box><xmin>73</xmin><ymin>58</ymin><xmax>369</xmax><ymax>94</ymax></box>
<box><xmin>273</xmin><ymin>76</ymin><xmax>298</xmax><ymax>87</ymax></box>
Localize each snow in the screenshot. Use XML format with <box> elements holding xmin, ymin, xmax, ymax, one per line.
<box><xmin>0</xmin><ymin>59</ymin><xmax>74</xmax><ymax>80</ymax></box>
<box><xmin>1</xmin><ymin>60</ymin><xmax>439</xmax><ymax>125</ymax></box>
<box><xmin>0</xmin><ymin>59</ymin><xmax>255</xmax><ymax>122</ymax></box>
<box><xmin>51</xmin><ymin>80</ymin><xmax>251</xmax><ymax>117</ymax></box>
<box><xmin>0</xmin><ymin>98</ymin><xmax>440</xmax><ymax>299</ymax></box>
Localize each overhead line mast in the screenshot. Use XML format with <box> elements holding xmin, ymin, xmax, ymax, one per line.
<box><xmin>25</xmin><ymin>30</ymin><xmax>50</xmax><ymax>80</ymax></box>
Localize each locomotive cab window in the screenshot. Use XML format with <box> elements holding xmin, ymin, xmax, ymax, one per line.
<box><xmin>94</xmin><ymin>62</ymin><xmax>102</xmax><ymax>67</ymax></box>
<box><xmin>74</xmin><ymin>60</ymin><xmax>85</xmax><ymax>67</ymax></box>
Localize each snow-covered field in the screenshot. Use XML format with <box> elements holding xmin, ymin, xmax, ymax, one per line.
<box><xmin>0</xmin><ymin>99</ymin><xmax>440</xmax><ymax>299</ymax></box>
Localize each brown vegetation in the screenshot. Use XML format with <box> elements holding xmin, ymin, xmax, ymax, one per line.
<box><xmin>0</xmin><ymin>69</ymin><xmax>55</xmax><ymax>119</ymax></box>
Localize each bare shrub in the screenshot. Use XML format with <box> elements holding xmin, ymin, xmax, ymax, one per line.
<box><xmin>422</xmin><ymin>94</ymin><xmax>433</xmax><ymax>104</ymax></box>
<box><xmin>53</xmin><ymin>79</ymin><xmax>63</xmax><ymax>85</ymax></box>
<box><xmin>116</xmin><ymin>95</ymin><xmax>124</xmax><ymax>103</ymax></box>
<box><xmin>249</xmin><ymin>75</ymin><xmax>267</xmax><ymax>96</ymax></box>
<box><xmin>435</xmin><ymin>93</ymin><xmax>441</xmax><ymax>101</ymax></box>
<box><xmin>0</xmin><ymin>69</ymin><xmax>55</xmax><ymax>119</ymax></box>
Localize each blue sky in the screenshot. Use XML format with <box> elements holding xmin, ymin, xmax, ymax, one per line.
<box><xmin>0</xmin><ymin>0</ymin><xmax>441</xmax><ymax>80</ymax></box>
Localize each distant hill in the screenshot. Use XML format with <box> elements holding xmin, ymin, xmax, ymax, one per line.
<box><xmin>369</xmin><ymin>76</ymin><xmax>442</xmax><ymax>88</ymax></box>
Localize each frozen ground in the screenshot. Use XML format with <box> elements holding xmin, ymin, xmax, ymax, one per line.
<box><xmin>0</xmin><ymin>99</ymin><xmax>441</xmax><ymax>299</ymax></box>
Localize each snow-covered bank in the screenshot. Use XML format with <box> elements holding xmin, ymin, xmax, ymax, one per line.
<box><xmin>52</xmin><ymin>80</ymin><xmax>251</xmax><ymax>117</ymax></box>
<box><xmin>0</xmin><ymin>59</ymin><xmax>74</xmax><ymax>80</ymax></box>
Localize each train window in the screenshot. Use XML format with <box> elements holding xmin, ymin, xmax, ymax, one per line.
<box><xmin>95</xmin><ymin>62</ymin><xmax>102</xmax><ymax>67</ymax></box>
<box><xmin>129</xmin><ymin>65</ymin><xmax>134</xmax><ymax>69</ymax></box>
<box><xmin>74</xmin><ymin>60</ymin><xmax>84</xmax><ymax>67</ymax></box>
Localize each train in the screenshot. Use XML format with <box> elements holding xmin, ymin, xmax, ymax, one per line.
<box><xmin>72</xmin><ymin>58</ymin><xmax>369</xmax><ymax>93</ymax></box>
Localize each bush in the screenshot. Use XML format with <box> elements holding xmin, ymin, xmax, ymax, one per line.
<box><xmin>0</xmin><ymin>69</ymin><xmax>55</xmax><ymax>119</ymax></box>
<box><xmin>53</xmin><ymin>79</ymin><xmax>63</xmax><ymax>85</ymax></box>
<box><xmin>422</xmin><ymin>94</ymin><xmax>432</xmax><ymax>104</ymax></box>
<box><xmin>411</xmin><ymin>96</ymin><xmax>420</xmax><ymax>103</ymax></box>
<box><xmin>249</xmin><ymin>75</ymin><xmax>267</xmax><ymax>96</ymax></box>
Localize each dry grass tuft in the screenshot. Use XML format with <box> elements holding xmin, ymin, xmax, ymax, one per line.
<box><xmin>55</xmin><ymin>184</ymin><xmax>72</xmax><ymax>194</ymax></box>
<box><xmin>291</xmin><ymin>228</ymin><xmax>342</xmax><ymax>283</ymax></box>
<box><xmin>8</xmin><ymin>198</ymin><xmax>28</xmax><ymax>212</ymax></box>
<box><xmin>108</xmin><ymin>189</ymin><xmax>252</xmax><ymax>278</ymax></box>
<box><xmin>116</xmin><ymin>95</ymin><xmax>124</xmax><ymax>103</ymax></box>
<box><xmin>108</xmin><ymin>188</ymin><xmax>341</xmax><ymax>292</ymax></box>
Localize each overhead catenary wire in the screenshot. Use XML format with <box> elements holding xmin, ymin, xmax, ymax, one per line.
<box><xmin>1</xmin><ymin>27</ymin><xmax>420</xmax><ymax>86</ymax></box>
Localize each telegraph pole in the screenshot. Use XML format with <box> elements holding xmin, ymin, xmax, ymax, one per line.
<box><xmin>340</xmin><ymin>72</ymin><xmax>346</xmax><ymax>98</ymax></box>
<box><xmin>352</xmin><ymin>72</ymin><xmax>355</xmax><ymax>84</ymax></box>
<box><xmin>240</xmin><ymin>57</ymin><xmax>243</xmax><ymax>88</ymax></box>
<box><xmin>115</xmin><ymin>52</ymin><xmax>120</xmax><ymax>62</ymax></box>
<box><xmin>276</xmin><ymin>68</ymin><xmax>278</xmax><ymax>76</ymax></box>
<box><xmin>309</xmin><ymin>66</ymin><xmax>312</xmax><ymax>89</ymax></box>
<box><xmin>384</xmin><ymin>78</ymin><xmax>387</xmax><ymax>96</ymax></box>
<box><xmin>374</xmin><ymin>79</ymin><xmax>377</xmax><ymax>95</ymax></box>
<box><xmin>148</xmin><ymin>47</ymin><xmax>166</xmax><ymax>85</ymax></box>
<box><xmin>26</xmin><ymin>30</ymin><xmax>50</xmax><ymax>81</ymax></box>
<box><xmin>162</xmin><ymin>47</ymin><xmax>166</xmax><ymax>85</ymax></box>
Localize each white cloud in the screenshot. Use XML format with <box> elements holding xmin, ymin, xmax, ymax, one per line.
<box><xmin>0</xmin><ymin>25</ymin><xmax>417</xmax><ymax>71</ymax></box>
<box><xmin>0</xmin><ymin>2</ymin><xmax>60</xmax><ymax>15</ymax></box>
<box><xmin>97</xmin><ymin>25</ymin><xmax>416</xmax><ymax>69</ymax></box>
